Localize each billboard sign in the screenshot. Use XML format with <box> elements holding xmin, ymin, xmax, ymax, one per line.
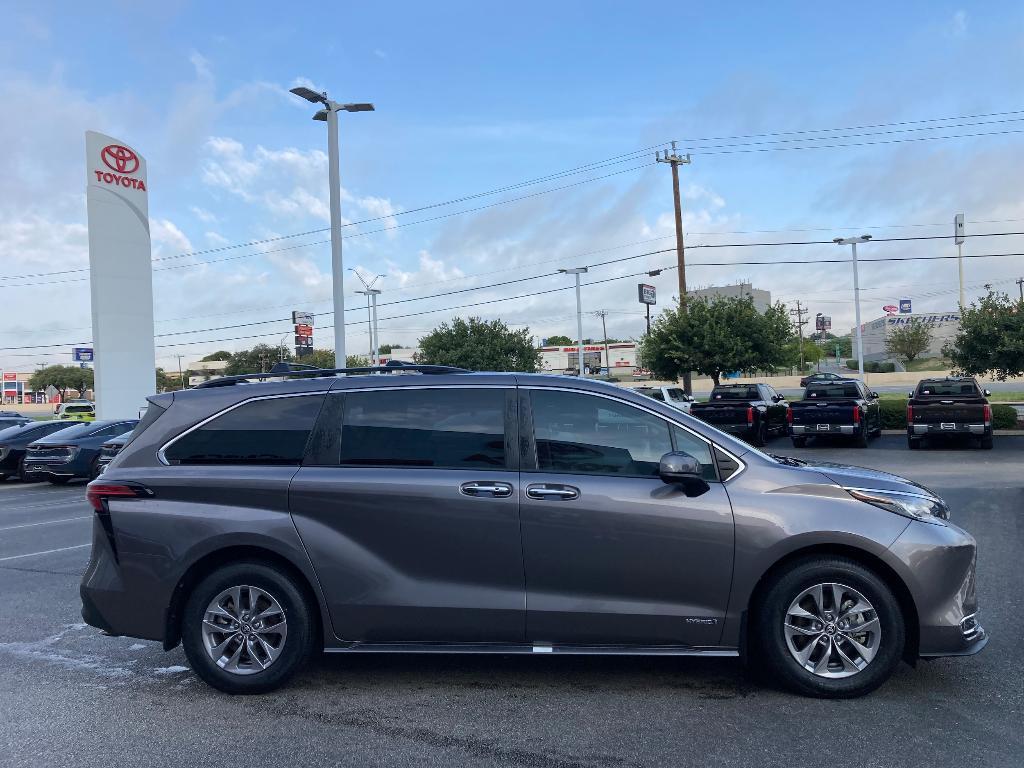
<box><xmin>86</xmin><ymin>131</ymin><xmax>155</xmax><ymax>419</ymax></box>
<box><xmin>295</xmin><ymin>324</ymin><xmax>313</xmax><ymax>338</ymax></box>
<box><xmin>954</xmin><ymin>213</ymin><xmax>965</xmax><ymax>245</ymax></box>
<box><xmin>899</xmin><ymin>299</ymin><xmax>912</xmax><ymax>314</ymax></box>
<box><xmin>73</xmin><ymin>347</ymin><xmax>94</xmax><ymax>362</ymax></box>
<box><xmin>637</xmin><ymin>283</ymin><xmax>657</xmax><ymax>305</ymax></box>
<box><xmin>295</xmin><ymin>335</ymin><xmax>313</xmax><ymax>348</ymax></box>
<box><xmin>815</xmin><ymin>314</ymin><xmax>831</xmax><ymax>331</ymax></box>
<box><xmin>882</xmin><ymin>305</ymin><xmax>898</xmax><ymax>314</ymax></box>
<box><xmin>292</xmin><ymin>311</ymin><xmax>314</xmax><ymax>326</ymax></box>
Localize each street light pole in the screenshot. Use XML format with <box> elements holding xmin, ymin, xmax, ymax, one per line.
<box><xmin>560</xmin><ymin>267</ymin><xmax>588</xmax><ymax>375</ymax></box>
<box><xmin>289</xmin><ymin>87</ymin><xmax>374</xmax><ymax>369</ymax></box>
<box><xmin>833</xmin><ymin>235</ymin><xmax>872</xmax><ymax>381</ymax></box>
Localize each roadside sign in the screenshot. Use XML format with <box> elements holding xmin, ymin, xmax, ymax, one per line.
<box><xmin>954</xmin><ymin>213</ymin><xmax>965</xmax><ymax>245</ymax></box>
<box><xmin>73</xmin><ymin>347</ymin><xmax>94</xmax><ymax>362</ymax></box>
<box><xmin>815</xmin><ymin>314</ymin><xmax>831</xmax><ymax>331</ymax></box>
<box><xmin>899</xmin><ymin>299</ymin><xmax>912</xmax><ymax>314</ymax></box>
<box><xmin>637</xmin><ymin>284</ymin><xmax>657</xmax><ymax>305</ymax></box>
<box><xmin>295</xmin><ymin>335</ymin><xmax>313</xmax><ymax>348</ymax></box>
<box><xmin>291</xmin><ymin>311</ymin><xmax>314</xmax><ymax>326</ymax></box>
<box><xmin>295</xmin><ymin>324</ymin><xmax>313</xmax><ymax>337</ymax></box>
<box><xmin>882</xmin><ymin>305</ymin><xmax>898</xmax><ymax>314</ymax></box>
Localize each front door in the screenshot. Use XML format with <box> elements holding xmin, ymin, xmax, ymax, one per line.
<box><xmin>519</xmin><ymin>388</ymin><xmax>735</xmax><ymax>647</ymax></box>
<box><xmin>289</xmin><ymin>386</ymin><xmax>525</xmax><ymax>643</ymax></box>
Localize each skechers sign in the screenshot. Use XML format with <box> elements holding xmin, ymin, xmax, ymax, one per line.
<box><xmin>886</xmin><ymin>313</ymin><xmax>960</xmax><ymax>326</ymax></box>
<box><xmin>92</xmin><ymin>145</ymin><xmax>147</xmax><ymax>191</ymax></box>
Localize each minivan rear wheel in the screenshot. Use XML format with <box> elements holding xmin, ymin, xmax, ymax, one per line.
<box><xmin>753</xmin><ymin>556</ymin><xmax>904</xmax><ymax>698</ymax></box>
<box><xmin>182</xmin><ymin>562</ymin><xmax>314</xmax><ymax>694</ymax></box>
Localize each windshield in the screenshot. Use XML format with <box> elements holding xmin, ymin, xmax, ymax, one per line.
<box><xmin>916</xmin><ymin>381</ymin><xmax>979</xmax><ymax>397</ymax></box>
<box><xmin>806</xmin><ymin>384</ymin><xmax>860</xmax><ymax>399</ymax></box>
<box><xmin>710</xmin><ymin>386</ymin><xmax>759</xmax><ymax>400</ymax></box>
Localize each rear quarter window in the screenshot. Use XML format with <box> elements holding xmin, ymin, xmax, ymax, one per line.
<box><xmin>164</xmin><ymin>395</ymin><xmax>324</xmax><ymax>465</ymax></box>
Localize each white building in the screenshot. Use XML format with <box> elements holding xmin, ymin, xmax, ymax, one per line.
<box><xmin>380</xmin><ymin>344</ymin><xmax>641</xmax><ymax>376</ymax></box>
<box><xmin>187</xmin><ymin>359</ymin><xmax>229</xmax><ymax>387</ymax></box>
<box><xmin>689</xmin><ymin>282</ymin><xmax>772</xmax><ymax>312</ymax></box>
<box><xmin>855</xmin><ymin>312</ymin><xmax>961</xmax><ymax>362</ymax></box>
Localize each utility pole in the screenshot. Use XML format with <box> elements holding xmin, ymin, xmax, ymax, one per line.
<box><xmin>790</xmin><ymin>301</ymin><xmax>808</xmax><ymax>372</ymax></box>
<box><xmin>656</xmin><ymin>141</ymin><xmax>692</xmax><ymax>394</ymax></box>
<box><xmin>174</xmin><ymin>354</ymin><xmax>186</xmax><ymax>389</ymax></box>
<box><xmin>594</xmin><ymin>310</ymin><xmax>611</xmax><ymax>374</ymax></box>
<box><xmin>955</xmin><ymin>213</ymin><xmax>966</xmax><ymax>308</ymax></box>
<box><xmin>559</xmin><ymin>267</ymin><xmax>588</xmax><ymax>375</ymax></box>
<box><xmin>1017</xmin><ymin>277</ymin><xmax>1024</xmax><ymax>302</ymax></box>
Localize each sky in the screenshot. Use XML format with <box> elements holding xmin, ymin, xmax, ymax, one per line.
<box><xmin>2</xmin><ymin>1</ymin><xmax>1024</xmax><ymax>372</ymax></box>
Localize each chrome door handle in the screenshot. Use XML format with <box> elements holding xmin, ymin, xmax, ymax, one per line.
<box><xmin>460</xmin><ymin>481</ymin><xmax>513</xmax><ymax>498</ymax></box>
<box><xmin>526</xmin><ymin>484</ymin><xmax>579</xmax><ymax>500</ymax></box>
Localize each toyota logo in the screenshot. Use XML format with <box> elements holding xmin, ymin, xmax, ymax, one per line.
<box><xmin>101</xmin><ymin>144</ymin><xmax>139</xmax><ymax>174</ymax></box>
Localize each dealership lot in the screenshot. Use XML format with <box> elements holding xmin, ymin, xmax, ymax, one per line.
<box><xmin>1</xmin><ymin>437</ymin><xmax>1021</xmax><ymax>768</ymax></box>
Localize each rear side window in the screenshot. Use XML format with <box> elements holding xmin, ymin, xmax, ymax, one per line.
<box><xmin>165</xmin><ymin>395</ymin><xmax>323</xmax><ymax>465</ymax></box>
<box><xmin>340</xmin><ymin>388</ymin><xmax>506</xmax><ymax>469</ymax></box>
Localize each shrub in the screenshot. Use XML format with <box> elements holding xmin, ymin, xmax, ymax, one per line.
<box><xmin>845</xmin><ymin>359</ymin><xmax>858</xmax><ymax>370</ymax></box>
<box><xmin>993</xmin><ymin>404</ymin><xmax>1018</xmax><ymax>430</ymax></box>
<box><xmin>877</xmin><ymin>361</ymin><xmax>896</xmax><ymax>373</ymax></box>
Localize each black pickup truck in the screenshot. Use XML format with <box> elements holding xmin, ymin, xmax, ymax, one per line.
<box><xmin>689</xmin><ymin>383</ymin><xmax>788</xmax><ymax>446</ymax></box>
<box><xmin>788</xmin><ymin>379</ymin><xmax>881</xmax><ymax>448</ymax></box>
<box><xmin>907</xmin><ymin>377</ymin><xmax>993</xmax><ymax>450</ymax></box>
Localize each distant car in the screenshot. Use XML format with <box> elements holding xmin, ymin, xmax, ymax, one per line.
<box><xmin>54</xmin><ymin>398</ymin><xmax>92</xmax><ymax>415</ymax></box>
<box><xmin>0</xmin><ymin>420</ymin><xmax>80</xmax><ymax>482</ymax></box>
<box><xmin>0</xmin><ymin>410</ymin><xmax>25</xmax><ymax>417</ymax></box>
<box><xmin>0</xmin><ymin>416</ymin><xmax>32</xmax><ymax>431</ymax></box>
<box><xmin>907</xmin><ymin>377</ymin><xmax>993</xmax><ymax>450</ymax></box>
<box><xmin>93</xmin><ymin>432</ymin><xmax>131</xmax><ymax>478</ymax></box>
<box><xmin>54</xmin><ymin>402</ymin><xmax>96</xmax><ymax>421</ymax></box>
<box><xmin>24</xmin><ymin>419</ymin><xmax>137</xmax><ymax>484</ymax></box>
<box><xmin>689</xmin><ymin>383</ymin><xmax>788</xmax><ymax>446</ymax></box>
<box><xmin>634</xmin><ymin>385</ymin><xmax>695</xmax><ymax>414</ymax></box>
<box><xmin>800</xmin><ymin>372</ymin><xmax>844</xmax><ymax>388</ymax></box>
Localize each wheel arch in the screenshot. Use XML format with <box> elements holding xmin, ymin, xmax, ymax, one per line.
<box><xmin>743</xmin><ymin>543</ymin><xmax>920</xmax><ymax>662</ymax></box>
<box><xmin>163</xmin><ymin>544</ymin><xmax>324</xmax><ymax>652</ymax></box>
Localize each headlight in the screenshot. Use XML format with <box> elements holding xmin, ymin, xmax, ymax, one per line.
<box><xmin>848</xmin><ymin>488</ymin><xmax>949</xmax><ymax>525</ymax></box>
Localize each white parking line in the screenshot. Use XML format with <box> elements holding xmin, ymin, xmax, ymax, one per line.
<box><xmin>0</xmin><ymin>543</ymin><xmax>89</xmax><ymax>562</ymax></box>
<box><xmin>0</xmin><ymin>516</ymin><xmax>90</xmax><ymax>532</ymax></box>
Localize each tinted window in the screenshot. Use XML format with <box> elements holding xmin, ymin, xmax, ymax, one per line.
<box><xmin>531</xmin><ymin>390</ymin><xmax>672</xmax><ymax>478</ymax></box>
<box><xmin>88</xmin><ymin>422</ymin><xmax>136</xmax><ymax>439</ymax></box>
<box><xmin>711</xmin><ymin>386</ymin><xmax>759</xmax><ymax>400</ymax></box>
<box><xmin>340</xmin><ymin>388</ymin><xmax>506</xmax><ymax>469</ymax></box>
<box><xmin>667</xmin><ymin>388</ymin><xmax>686</xmax><ymax>401</ymax></box>
<box><xmin>806</xmin><ymin>384</ymin><xmax>861</xmax><ymax>399</ymax></box>
<box><xmin>165</xmin><ymin>395</ymin><xmax>323</xmax><ymax>465</ymax></box>
<box><xmin>917</xmin><ymin>381</ymin><xmax>979</xmax><ymax>396</ymax></box>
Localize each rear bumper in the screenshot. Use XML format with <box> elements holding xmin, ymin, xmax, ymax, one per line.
<box><xmin>790</xmin><ymin>423</ymin><xmax>862</xmax><ymax>436</ymax></box>
<box><xmin>909</xmin><ymin>423</ymin><xmax>990</xmax><ymax>436</ymax></box>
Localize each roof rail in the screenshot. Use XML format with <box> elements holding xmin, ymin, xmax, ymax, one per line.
<box><xmin>194</xmin><ymin>359</ymin><xmax>471</xmax><ymax>388</ymax></box>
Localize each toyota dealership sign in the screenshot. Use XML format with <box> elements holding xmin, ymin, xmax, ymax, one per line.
<box><xmin>93</xmin><ymin>144</ymin><xmax>147</xmax><ymax>191</ymax></box>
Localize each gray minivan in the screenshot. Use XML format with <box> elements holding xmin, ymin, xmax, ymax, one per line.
<box><xmin>81</xmin><ymin>365</ymin><xmax>986</xmax><ymax>697</ymax></box>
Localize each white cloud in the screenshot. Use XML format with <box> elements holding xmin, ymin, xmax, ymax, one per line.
<box><xmin>190</xmin><ymin>205</ymin><xmax>218</xmax><ymax>223</ymax></box>
<box><xmin>951</xmin><ymin>10</ymin><xmax>968</xmax><ymax>37</ymax></box>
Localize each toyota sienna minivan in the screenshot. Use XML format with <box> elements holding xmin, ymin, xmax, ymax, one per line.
<box><xmin>81</xmin><ymin>363</ymin><xmax>986</xmax><ymax>697</ymax></box>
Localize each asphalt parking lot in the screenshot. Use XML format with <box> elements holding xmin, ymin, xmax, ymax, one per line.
<box><xmin>1</xmin><ymin>436</ymin><xmax>1021</xmax><ymax>768</ymax></box>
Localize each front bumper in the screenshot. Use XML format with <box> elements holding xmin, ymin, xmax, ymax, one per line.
<box><xmin>24</xmin><ymin>454</ymin><xmax>90</xmax><ymax>478</ymax></box>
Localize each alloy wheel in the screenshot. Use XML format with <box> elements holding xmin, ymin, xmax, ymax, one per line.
<box><xmin>783</xmin><ymin>582</ymin><xmax>881</xmax><ymax>679</ymax></box>
<box><xmin>201</xmin><ymin>585</ymin><xmax>288</xmax><ymax>675</ymax></box>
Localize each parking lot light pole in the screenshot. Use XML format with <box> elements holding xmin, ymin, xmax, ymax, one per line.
<box><xmin>833</xmin><ymin>235</ymin><xmax>872</xmax><ymax>381</ymax></box>
<box><xmin>560</xmin><ymin>267</ymin><xmax>588</xmax><ymax>376</ymax></box>
<box><xmin>289</xmin><ymin>86</ymin><xmax>375</xmax><ymax>369</ymax></box>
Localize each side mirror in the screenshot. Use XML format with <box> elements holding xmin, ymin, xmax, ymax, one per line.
<box><xmin>908</xmin><ymin>391</ymin><xmax>914</xmax><ymax>398</ymax></box>
<box><xmin>983</xmin><ymin>388</ymin><xmax>992</xmax><ymax>397</ymax></box>
<box><xmin>658</xmin><ymin>452</ymin><xmax>710</xmax><ymax>496</ymax></box>
<box><xmin>871</xmin><ymin>392</ymin><xmax>880</xmax><ymax>399</ymax></box>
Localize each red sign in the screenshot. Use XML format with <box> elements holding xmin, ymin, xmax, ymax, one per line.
<box><xmin>101</xmin><ymin>145</ymin><xmax>139</xmax><ymax>174</ymax></box>
<box><xmin>295</xmin><ymin>324</ymin><xmax>313</xmax><ymax>337</ymax></box>
<box><xmin>2</xmin><ymin>373</ymin><xmax>16</xmax><ymax>381</ymax></box>
<box><xmin>93</xmin><ymin>144</ymin><xmax>146</xmax><ymax>191</ymax></box>
<box><xmin>882</xmin><ymin>305</ymin><xmax>898</xmax><ymax>314</ymax></box>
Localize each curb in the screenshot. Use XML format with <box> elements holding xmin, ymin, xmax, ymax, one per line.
<box><xmin>879</xmin><ymin>429</ymin><xmax>1024</xmax><ymax>436</ymax></box>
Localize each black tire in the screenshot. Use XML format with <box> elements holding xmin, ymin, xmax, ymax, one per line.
<box><xmin>791</xmin><ymin>437</ymin><xmax>807</xmax><ymax>448</ymax></box>
<box><xmin>17</xmin><ymin>458</ymin><xmax>30</xmax><ymax>483</ymax></box>
<box><xmin>752</xmin><ymin>556</ymin><xmax>905</xmax><ymax>698</ymax></box>
<box><xmin>907</xmin><ymin>436</ymin><xmax>921</xmax><ymax>450</ymax></box>
<box><xmin>182</xmin><ymin>561</ymin><xmax>314</xmax><ymax>694</ymax></box>
<box><xmin>980</xmin><ymin>434</ymin><xmax>993</xmax><ymax>450</ymax></box>
<box><xmin>88</xmin><ymin>457</ymin><xmax>101</xmax><ymax>481</ymax></box>
<box><xmin>855</xmin><ymin>428</ymin><xmax>869</xmax><ymax>448</ymax></box>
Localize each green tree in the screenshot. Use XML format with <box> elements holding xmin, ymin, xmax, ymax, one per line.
<box><xmin>155</xmin><ymin>367</ymin><xmax>183</xmax><ymax>392</ymax></box>
<box><xmin>543</xmin><ymin>334</ymin><xmax>574</xmax><ymax>346</ymax></box>
<box><xmin>638</xmin><ymin>296</ymin><xmax>792</xmax><ymax>385</ymax></box>
<box><xmin>783</xmin><ymin>338</ymin><xmax>824</xmax><ymax>370</ymax></box>
<box><xmin>945</xmin><ymin>292</ymin><xmax>1024</xmax><ymax>380</ymax></box>
<box><xmin>885</xmin><ymin>320</ymin><xmax>933</xmax><ymax>363</ymax></box>
<box><xmin>415</xmin><ymin>317</ymin><xmax>540</xmax><ymax>371</ymax></box>
<box><xmin>29</xmin><ymin>365</ymin><xmax>94</xmax><ymax>401</ymax></box>
<box><xmin>377</xmin><ymin>344</ymin><xmax>403</xmax><ymax>355</ymax></box>
<box><xmin>225</xmin><ymin>344</ymin><xmax>292</xmax><ymax>375</ymax></box>
<box><xmin>200</xmin><ymin>350</ymin><xmax>233</xmax><ymax>362</ymax></box>
<box><xmin>346</xmin><ymin>354</ymin><xmax>370</xmax><ymax>368</ymax></box>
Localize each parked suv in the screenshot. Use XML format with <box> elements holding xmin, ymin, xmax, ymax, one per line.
<box><xmin>82</xmin><ymin>364</ymin><xmax>985</xmax><ymax>698</ymax></box>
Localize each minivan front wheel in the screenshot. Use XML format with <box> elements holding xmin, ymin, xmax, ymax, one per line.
<box><xmin>182</xmin><ymin>562</ymin><xmax>314</xmax><ymax>694</ymax></box>
<box><xmin>753</xmin><ymin>557</ymin><xmax>904</xmax><ymax>698</ymax></box>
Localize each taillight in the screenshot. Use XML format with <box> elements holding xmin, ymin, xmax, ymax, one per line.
<box><xmin>983</xmin><ymin>404</ymin><xmax>992</xmax><ymax>424</ymax></box>
<box><xmin>786</xmin><ymin>407</ymin><xmax>793</xmax><ymax>424</ymax></box>
<box><xmin>747</xmin><ymin>406</ymin><xmax>754</xmax><ymax>426</ymax></box>
<box><xmin>907</xmin><ymin>404</ymin><xmax>913</xmax><ymax>425</ymax></box>
<box><xmin>86</xmin><ymin>483</ymin><xmax>151</xmax><ymax>512</ymax></box>
<box><xmin>853</xmin><ymin>406</ymin><xmax>861</xmax><ymax>424</ymax></box>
